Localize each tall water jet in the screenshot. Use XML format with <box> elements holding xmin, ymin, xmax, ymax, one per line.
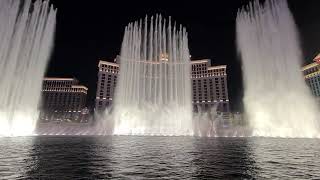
<box><xmin>236</xmin><ymin>0</ymin><xmax>319</xmax><ymax>137</ymax></box>
<box><xmin>113</xmin><ymin>15</ymin><xmax>193</xmax><ymax>136</ymax></box>
<box><xmin>0</xmin><ymin>0</ymin><xmax>56</xmax><ymax>136</ymax></box>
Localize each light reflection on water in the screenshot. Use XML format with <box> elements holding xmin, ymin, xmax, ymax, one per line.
<box><xmin>0</xmin><ymin>136</ymin><xmax>319</xmax><ymax>179</ymax></box>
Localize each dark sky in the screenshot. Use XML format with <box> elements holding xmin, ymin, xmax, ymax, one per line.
<box><xmin>47</xmin><ymin>0</ymin><xmax>320</xmax><ymax>111</ymax></box>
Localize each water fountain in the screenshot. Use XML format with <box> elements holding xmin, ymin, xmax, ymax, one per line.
<box><xmin>113</xmin><ymin>15</ymin><xmax>194</xmax><ymax>136</ymax></box>
<box><xmin>236</xmin><ymin>0</ymin><xmax>320</xmax><ymax>137</ymax></box>
<box><xmin>0</xmin><ymin>0</ymin><xmax>56</xmax><ymax>136</ymax></box>
<box><xmin>193</xmin><ymin>104</ymin><xmax>220</xmax><ymax>137</ymax></box>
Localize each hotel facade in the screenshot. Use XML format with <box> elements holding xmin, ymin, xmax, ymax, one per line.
<box><xmin>191</xmin><ymin>59</ymin><xmax>230</xmax><ymax>118</ymax></box>
<box><xmin>39</xmin><ymin>77</ymin><xmax>89</xmax><ymax>122</ymax></box>
<box><xmin>95</xmin><ymin>58</ymin><xmax>119</xmax><ymax>111</ymax></box>
<box><xmin>302</xmin><ymin>53</ymin><xmax>320</xmax><ymax>98</ymax></box>
<box><xmin>95</xmin><ymin>58</ymin><xmax>230</xmax><ymax>116</ymax></box>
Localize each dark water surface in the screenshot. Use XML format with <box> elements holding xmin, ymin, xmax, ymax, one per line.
<box><xmin>0</xmin><ymin>136</ymin><xmax>319</xmax><ymax>179</ymax></box>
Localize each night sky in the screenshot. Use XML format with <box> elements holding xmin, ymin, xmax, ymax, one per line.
<box><xmin>47</xmin><ymin>0</ymin><xmax>320</xmax><ymax>111</ymax></box>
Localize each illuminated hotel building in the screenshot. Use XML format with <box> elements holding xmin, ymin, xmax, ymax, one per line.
<box><xmin>40</xmin><ymin>77</ymin><xmax>88</xmax><ymax>122</ymax></box>
<box><xmin>302</xmin><ymin>53</ymin><xmax>320</xmax><ymax>97</ymax></box>
<box><xmin>94</xmin><ymin>58</ymin><xmax>230</xmax><ymax>117</ymax></box>
<box><xmin>191</xmin><ymin>59</ymin><xmax>230</xmax><ymax>115</ymax></box>
<box><xmin>95</xmin><ymin>59</ymin><xmax>119</xmax><ymax>111</ymax></box>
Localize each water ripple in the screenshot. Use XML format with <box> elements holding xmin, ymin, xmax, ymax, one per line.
<box><xmin>0</xmin><ymin>136</ymin><xmax>319</xmax><ymax>179</ymax></box>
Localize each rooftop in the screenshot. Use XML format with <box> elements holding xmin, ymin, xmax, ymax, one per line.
<box><xmin>302</xmin><ymin>53</ymin><xmax>320</xmax><ymax>71</ymax></box>
<box><xmin>72</xmin><ymin>85</ymin><xmax>88</xmax><ymax>91</ymax></box>
<box><xmin>43</xmin><ymin>77</ymin><xmax>77</xmax><ymax>81</ymax></box>
<box><xmin>191</xmin><ymin>59</ymin><xmax>210</xmax><ymax>64</ymax></box>
<box><xmin>98</xmin><ymin>59</ymin><xmax>119</xmax><ymax>67</ymax></box>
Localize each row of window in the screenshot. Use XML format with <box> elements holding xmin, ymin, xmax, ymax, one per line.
<box><xmin>100</xmin><ymin>64</ymin><xmax>119</xmax><ymax>69</ymax></box>
<box><xmin>304</xmin><ymin>66</ymin><xmax>318</xmax><ymax>75</ymax></box>
<box><xmin>309</xmin><ymin>82</ymin><xmax>320</xmax><ymax>96</ymax></box>
<box><xmin>192</xmin><ymin>63</ymin><xmax>207</xmax><ymax>68</ymax></box>
<box><xmin>43</xmin><ymin>80</ymin><xmax>75</xmax><ymax>88</ymax></box>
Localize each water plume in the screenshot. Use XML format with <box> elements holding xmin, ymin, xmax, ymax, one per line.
<box><xmin>236</xmin><ymin>0</ymin><xmax>320</xmax><ymax>138</ymax></box>
<box><xmin>0</xmin><ymin>0</ymin><xmax>56</xmax><ymax>136</ymax></box>
<box><xmin>113</xmin><ymin>15</ymin><xmax>193</xmax><ymax>136</ymax></box>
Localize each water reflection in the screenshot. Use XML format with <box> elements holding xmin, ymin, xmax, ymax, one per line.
<box><xmin>250</xmin><ymin>138</ymin><xmax>320</xmax><ymax>179</ymax></box>
<box><xmin>0</xmin><ymin>136</ymin><xmax>319</xmax><ymax>179</ymax></box>
<box><xmin>0</xmin><ymin>137</ymin><xmax>34</xmax><ymax>179</ymax></box>
<box><xmin>103</xmin><ymin>136</ymin><xmax>197</xmax><ymax>179</ymax></box>
<box><xmin>24</xmin><ymin>136</ymin><xmax>112</xmax><ymax>179</ymax></box>
<box><xmin>191</xmin><ymin>137</ymin><xmax>257</xmax><ymax>179</ymax></box>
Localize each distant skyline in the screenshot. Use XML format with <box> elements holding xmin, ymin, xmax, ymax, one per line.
<box><xmin>47</xmin><ymin>0</ymin><xmax>320</xmax><ymax>111</ymax></box>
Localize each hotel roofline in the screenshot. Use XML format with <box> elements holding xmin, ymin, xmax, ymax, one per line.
<box><xmin>208</xmin><ymin>65</ymin><xmax>227</xmax><ymax>70</ymax></box>
<box><xmin>191</xmin><ymin>59</ymin><xmax>227</xmax><ymax>69</ymax></box>
<box><xmin>302</xmin><ymin>53</ymin><xmax>320</xmax><ymax>71</ymax></box>
<box><xmin>43</xmin><ymin>77</ymin><xmax>88</xmax><ymax>92</ymax></box>
<box><xmin>302</xmin><ymin>62</ymin><xmax>318</xmax><ymax>71</ymax></box>
<box><xmin>98</xmin><ymin>60</ymin><xmax>119</xmax><ymax>67</ymax></box>
<box><xmin>44</xmin><ymin>77</ymin><xmax>76</xmax><ymax>81</ymax></box>
<box><xmin>71</xmin><ymin>85</ymin><xmax>88</xmax><ymax>91</ymax></box>
<box><xmin>42</xmin><ymin>85</ymin><xmax>88</xmax><ymax>94</ymax></box>
<box><xmin>191</xmin><ymin>59</ymin><xmax>210</xmax><ymax>64</ymax></box>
